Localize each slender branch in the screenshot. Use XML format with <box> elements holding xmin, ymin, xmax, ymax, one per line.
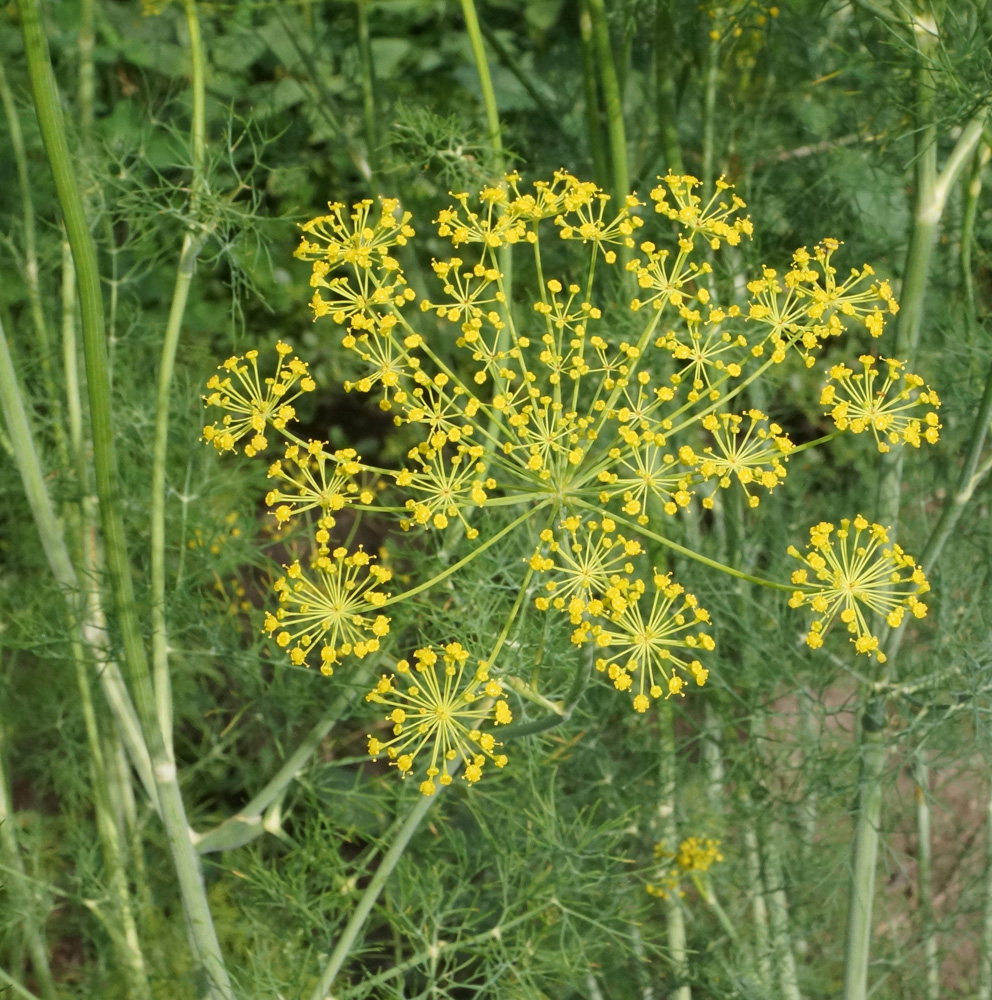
<box><xmin>460</xmin><ymin>0</ymin><xmax>503</xmax><ymax>172</ymax></box>
<box><xmin>151</xmin><ymin>0</ymin><xmax>208</xmax><ymax>756</ymax></box>
<box><xmin>578</xmin><ymin>0</ymin><xmax>609</xmax><ymax>189</ymax></box>
<box><xmin>913</xmin><ymin>751</ymin><xmax>939</xmax><ymax>1000</ymax></box>
<box><xmin>307</xmin><ymin>772</ymin><xmax>461</xmax><ymax>1000</ymax></box>
<box><xmin>586</xmin><ymin>0</ymin><xmax>629</xmax><ymax>204</ymax></box>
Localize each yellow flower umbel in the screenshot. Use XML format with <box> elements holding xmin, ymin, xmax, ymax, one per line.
<box><xmin>788</xmin><ymin>515</ymin><xmax>929</xmax><ymax>661</ymax></box>
<box><xmin>820</xmin><ymin>355</ymin><xmax>941</xmax><ymax>452</ymax></box>
<box><xmin>284</xmin><ymin>172</ymin><xmax>918</xmax><ymax>708</ymax></box>
<box><xmin>265</xmin><ymin>441</ymin><xmax>373</xmax><ymax>526</ymax></box>
<box><xmin>202</xmin><ymin>341</ymin><xmax>316</xmax><ymax>456</ymax></box>
<box><xmin>365</xmin><ymin>644</ymin><xmax>513</xmax><ymax>794</ymax></box>
<box><xmin>575</xmin><ymin>572</ymin><xmax>713</xmax><ymax>711</ymax></box>
<box><xmin>264</xmin><ymin>546</ymin><xmax>391</xmax><ymax>675</ymax></box>
<box><xmin>647</xmin><ymin>836</ymin><xmax>724</xmax><ymax>899</ymax></box>
<box><xmin>697</xmin><ymin>409</ymin><xmax>793</xmax><ymax>509</ymax></box>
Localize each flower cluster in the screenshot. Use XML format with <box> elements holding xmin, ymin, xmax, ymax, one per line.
<box><xmin>820</xmin><ymin>355</ymin><xmax>941</xmax><ymax>452</ymax></box>
<box><xmin>365</xmin><ymin>644</ymin><xmax>512</xmax><ymax>794</ymax></box>
<box><xmin>647</xmin><ymin>836</ymin><xmax>725</xmax><ymax>899</ymax></box>
<box><xmin>202</xmin><ymin>341</ymin><xmax>315</xmax><ymax>456</ymax></box>
<box><xmin>788</xmin><ymin>515</ymin><xmax>929</xmax><ymax>661</ymax></box>
<box><xmin>203</xmin><ymin>171</ymin><xmax>938</xmax><ymax>789</ymax></box>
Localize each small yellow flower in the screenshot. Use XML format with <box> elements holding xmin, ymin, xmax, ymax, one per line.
<box><xmin>697</xmin><ymin>409</ymin><xmax>793</xmax><ymax>509</ymax></box>
<box><xmin>265</xmin><ymin>545</ymin><xmax>392</xmax><ymax>674</ymax></box>
<box><xmin>365</xmin><ymin>645</ymin><xmax>512</xmax><ymax>794</ymax></box>
<box><xmin>788</xmin><ymin>516</ymin><xmax>929</xmax><ymax>661</ymax></box>
<box><xmin>264</xmin><ymin>442</ymin><xmax>371</xmax><ymax>524</ymax></box>
<box><xmin>576</xmin><ymin>572</ymin><xmax>713</xmax><ymax>710</ymax></box>
<box><xmin>647</xmin><ymin>836</ymin><xmax>723</xmax><ymax>899</ymax></box>
<box><xmin>820</xmin><ymin>355</ymin><xmax>941</xmax><ymax>452</ymax></box>
<box><xmin>202</xmin><ymin>342</ymin><xmax>315</xmax><ymax>456</ymax></box>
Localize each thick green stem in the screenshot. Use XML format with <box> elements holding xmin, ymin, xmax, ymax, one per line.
<box><xmin>742</xmin><ymin>807</ymin><xmax>772</xmax><ymax>988</ymax></box>
<box><xmin>0</xmin><ymin>716</ymin><xmax>56</xmax><ymax>1000</ymax></box>
<box><xmin>842</xmin><ymin>704</ymin><xmax>886</xmax><ymax>1000</ymax></box>
<box><xmin>460</xmin><ymin>0</ymin><xmax>503</xmax><ymax>173</ymax></box>
<box><xmin>152</xmin><ymin>0</ymin><xmax>208</xmax><ymax>755</ymax></box>
<box><xmin>846</xmin><ymin>16</ymin><xmax>985</xmax><ymax>999</ymax></box>
<box><xmin>0</xmin><ymin>310</ymin><xmax>156</xmax><ymax>802</ymax></box>
<box><xmin>912</xmin><ymin>751</ymin><xmax>939</xmax><ymax>1000</ymax></box>
<box><xmin>71</xmin><ymin>633</ymin><xmax>151</xmax><ymax>999</ymax></box>
<box><xmin>586</xmin><ymin>0</ymin><xmax>629</xmax><ymax>204</ymax></box>
<box><xmin>658</xmin><ymin>700</ymin><xmax>690</xmax><ymax>1000</ymax></box>
<box><xmin>0</xmin><ymin>54</ymin><xmax>67</xmax><ymax>467</ymax></box>
<box><xmin>356</xmin><ymin>0</ymin><xmax>380</xmax><ymax>199</ymax></box>
<box><xmin>578</xmin><ymin>0</ymin><xmax>609</xmax><ymax>189</ymax></box>
<box><xmin>17</xmin><ymin>4</ymin><xmax>233</xmax><ymax>995</ymax></box>
<box><xmin>762</xmin><ymin>821</ymin><xmax>802</xmax><ymax>1000</ymax></box>
<box><xmin>654</xmin><ymin>0</ymin><xmax>683</xmax><ymax>175</ymax></box>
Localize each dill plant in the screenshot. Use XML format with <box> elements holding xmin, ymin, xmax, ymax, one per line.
<box><xmin>203</xmin><ymin>171</ymin><xmax>938</xmax><ymax>795</ymax></box>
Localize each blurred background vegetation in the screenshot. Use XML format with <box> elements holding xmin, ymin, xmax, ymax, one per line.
<box><xmin>2</xmin><ymin>1</ymin><xmax>992</xmax><ymax>998</ymax></box>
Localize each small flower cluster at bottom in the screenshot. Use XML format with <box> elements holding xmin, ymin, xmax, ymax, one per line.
<box><xmin>366</xmin><ymin>644</ymin><xmax>513</xmax><ymax>795</ymax></box>
<box><xmin>647</xmin><ymin>836</ymin><xmax>725</xmax><ymax>899</ymax></box>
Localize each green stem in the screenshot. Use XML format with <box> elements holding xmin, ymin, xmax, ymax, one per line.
<box><xmin>700</xmin><ymin>12</ymin><xmax>719</xmax><ymax>191</ymax></box>
<box><xmin>846</xmin><ymin>18</ymin><xmax>985</xmax><ymax>995</ymax></box>
<box><xmin>578</xmin><ymin>0</ymin><xmax>609</xmax><ymax>189</ymax></box>
<box><xmin>877</xmin><ymin>107</ymin><xmax>986</xmax><ymax>526</ymax></box>
<box><xmin>0</xmin><ymin>715</ymin><xmax>57</xmax><ymax>1000</ymax></box>
<box><xmin>356</xmin><ymin>0</ymin><xmax>380</xmax><ymax>199</ymax></box>
<box><xmin>307</xmin><ymin>775</ymin><xmax>460</xmax><ymax>1000</ymax></box>
<box><xmin>152</xmin><ymin>0</ymin><xmax>208</xmax><ymax>755</ymax></box>
<box><xmin>842</xmin><ymin>700</ymin><xmax>886</xmax><ymax>1000</ymax></box>
<box><xmin>0</xmin><ymin>967</ymin><xmax>42</xmax><ymax>1000</ymax></box>
<box><xmin>912</xmin><ymin>751</ymin><xmax>939</xmax><ymax>1000</ymax></box>
<box><xmin>0</xmin><ymin>54</ymin><xmax>67</xmax><ymax>468</ymax></box>
<box><xmin>500</xmin><ymin>644</ymin><xmax>593</xmax><ymax>740</ymax></box>
<box><xmin>378</xmin><ymin>505</ymin><xmax>545</xmax><ymax>609</ymax></box>
<box><xmin>17</xmin><ymin>4</ymin><xmax>233</xmax><ymax>995</ymax></box>
<box><xmin>78</xmin><ymin>0</ymin><xmax>95</xmax><ymax>139</ymax></box>
<box><xmin>71</xmin><ymin>633</ymin><xmax>151</xmax><ymax>999</ymax></box>
<box><xmin>750</xmin><ymin>710</ymin><xmax>802</xmax><ymax>999</ymax></box>
<box><xmin>586</xmin><ymin>0</ymin><xmax>629</xmax><ymax>204</ymax></box>
<box><xmin>0</xmin><ymin>310</ymin><xmax>156</xmax><ymax>802</ymax></box>
<box><xmin>460</xmin><ymin>0</ymin><xmax>503</xmax><ymax>173</ymax></box>
<box><xmin>960</xmin><ymin>141</ymin><xmax>989</xmax><ymax>317</ymax></box>
<box><xmin>654</xmin><ymin>0</ymin><xmax>683</xmax><ymax>175</ymax></box>
<box><xmin>762</xmin><ymin>821</ymin><xmax>802</xmax><ymax>999</ymax></box>
<box><xmin>658</xmin><ymin>699</ymin><xmax>690</xmax><ymax>1000</ymax></box>
<box><xmin>741</xmin><ymin>803</ymin><xmax>772</xmax><ymax>988</ymax></box>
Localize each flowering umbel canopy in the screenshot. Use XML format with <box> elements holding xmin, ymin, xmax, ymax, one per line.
<box><xmin>204</xmin><ymin>171</ymin><xmax>937</xmax><ymax>790</ymax></box>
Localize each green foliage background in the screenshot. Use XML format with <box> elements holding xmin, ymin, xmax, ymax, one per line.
<box><xmin>2</xmin><ymin>1</ymin><xmax>992</xmax><ymax>999</ymax></box>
